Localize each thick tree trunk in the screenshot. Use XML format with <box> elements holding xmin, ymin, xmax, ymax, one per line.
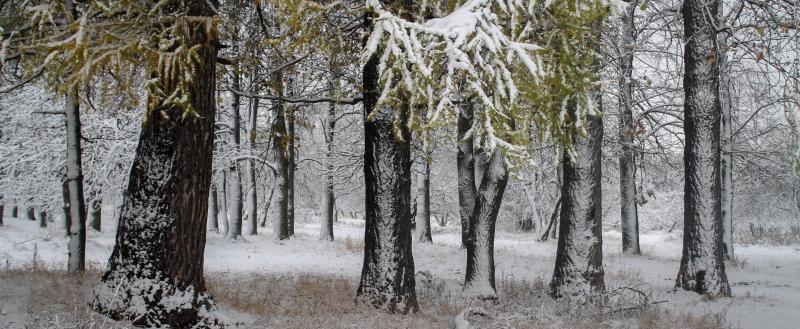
<box><xmin>208</xmin><ymin>185</ymin><xmax>219</xmax><ymax>232</ymax></box>
<box><xmin>92</xmin><ymin>11</ymin><xmax>221</xmax><ymax>327</ymax></box>
<box><xmin>38</xmin><ymin>209</ymin><xmax>47</xmax><ymax>228</ymax></box>
<box><xmin>89</xmin><ymin>197</ymin><xmax>102</xmax><ymax>231</ymax></box>
<box><xmin>457</xmin><ymin>100</ymin><xmax>477</xmax><ymax>248</ymax></box>
<box><xmin>245</xmin><ymin>97</ymin><xmax>258</xmax><ymax>235</ymax></box>
<box><xmin>321</xmin><ymin>98</ymin><xmax>336</xmax><ymax>241</ymax></box>
<box><xmin>676</xmin><ymin>0</ymin><xmax>731</xmax><ymax>297</ymax></box>
<box><xmin>65</xmin><ymin>89</ymin><xmax>87</xmax><ymax>274</ymax></box>
<box><xmin>463</xmin><ymin>149</ymin><xmax>509</xmax><ymax>299</ymax></box>
<box><xmin>619</xmin><ymin>0</ymin><xmax>641</xmax><ymax>255</ymax></box>
<box><xmin>416</xmin><ymin>159</ymin><xmax>432</xmax><ymax>243</ymax></box>
<box><xmin>271</xmin><ymin>72</ymin><xmax>290</xmax><ymax>240</ymax></box>
<box><xmin>226</xmin><ymin>68</ymin><xmax>244</xmax><ymax>240</ymax></box>
<box><xmin>717</xmin><ymin>0</ymin><xmax>734</xmax><ymax>261</ymax></box>
<box><xmin>550</xmin><ymin>114</ymin><xmax>605</xmax><ymax>298</ymax></box>
<box><xmin>356</xmin><ymin>49</ymin><xmax>418</xmax><ymax>314</ymax></box>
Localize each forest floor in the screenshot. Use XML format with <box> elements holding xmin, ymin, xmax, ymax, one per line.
<box><xmin>1</xmin><ymin>215</ymin><xmax>799</xmax><ymax>328</ymax></box>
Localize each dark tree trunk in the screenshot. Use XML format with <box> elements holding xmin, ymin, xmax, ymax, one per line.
<box><xmin>92</xmin><ymin>8</ymin><xmax>221</xmax><ymax>326</ymax></box>
<box><xmin>457</xmin><ymin>100</ymin><xmax>477</xmax><ymax>248</ymax></box>
<box><xmin>61</xmin><ymin>180</ymin><xmax>70</xmax><ymax>236</ymax></box>
<box><xmin>539</xmin><ymin>197</ymin><xmax>561</xmax><ymax>241</ymax></box>
<box><xmin>321</xmin><ymin>95</ymin><xmax>336</xmax><ymax>241</ymax></box>
<box><xmin>356</xmin><ymin>46</ymin><xmax>418</xmax><ymax>314</ymax></box>
<box><xmin>550</xmin><ymin>113</ymin><xmax>605</xmax><ymax>298</ymax></box>
<box><xmin>463</xmin><ymin>149</ymin><xmax>509</xmax><ymax>299</ymax></box>
<box><xmin>38</xmin><ymin>209</ymin><xmax>47</xmax><ymax>228</ymax></box>
<box><xmin>271</xmin><ymin>72</ymin><xmax>290</xmax><ymax>240</ymax></box>
<box><xmin>676</xmin><ymin>0</ymin><xmax>731</xmax><ymax>297</ymax></box>
<box><xmin>245</xmin><ymin>96</ymin><xmax>258</xmax><ymax>235</ymax></box>
<box><xmin>11</xmin><ymin>205</ymin><xmax>18</xmax><ymax>218</ymax></box>
<box><xmin>0</xmin><ymin>204</ymin><xmax>3</xmax><ymax>226</ymax></box>
<box><xmin>218</xmin><ymin>172</ymin><xmax>229</xmax><ymax>235</ymax></box>
<box><xmin>416</xmin><ymin>159</ymin><xmax>432</xmax><ymax>243</ymax></box>
<box><xmin>287</xmin><ymin>104</ymin><xmax>296</xmax><ymax>236</ymax></box>
<box><xmin>64</xmin><ymin>88</ymin><xmax>87</xmax><ymax>274</ymax></box>
<box><xmin>261</xmin><ymin>181</ymin><xmax>275</xmax><ymax>228</ymax></box>
<box><xmin>618</xmin><ymin>0</ymin><xmax>641</xmax><ymax>255</ymax></box>
<box><xmin>25</xmin><ymin>206</ymin><xmax>35</xmax><ymax>221</ymax></box>
<box><xmin>89</xmin><ymin>197</ymin><xmax>102</xmax><ymax>231</ymax></box>
<box><xmin>208</xmin><ymin>185</ymin><xmax>219</xmax><ymax>232</ymax></box>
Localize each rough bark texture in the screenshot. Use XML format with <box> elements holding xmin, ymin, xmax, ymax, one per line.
<box><xmin>92</xmin><ymin>8</ymin><xmax>221</xmax><ymax>326</ymax></box>
<box><xmin>208</xmin><ymin>185</ymin><xmax>219</xmax><ymax>232</ymax></box>
<box><xmin>320</xmin><ymin>97</ymin><xmax>336</xmax><ymax>241</ymax></box>
<box><xmin>618</xmin><ymin>0</ymin><xmax>641</xmax><ymax>256</ymax></box>
<box><xmin>65</xmin><ymin>89</ymin><xmax>87</xmax><ymax>274</ymax></box>
<box><xmin>245</xmin><ymin>96</ymin><xmax>258</xmax><ymax>235</ymax></box>
<box><xmin>416</xmin><ymin>159</ymin><xmax>432</xmax><ymax>243</ymax></box>
<box><xmin>550</xmin><ymin>114</ymin><xmax>605</xmax><ymax>298</ymax></box>
<box><xmin>676</xmin><ymin>0</ymin><xmax>731</xmax><ymax>297</ymax></box>
<box><xmin>463</xmin><ymin>149</ymin><xmax>509</xmax><ymax>299</ymax></box>
<box><xmin>226</xmin><ymin>66</ymin><xmax>244</xmax><ymax>240</ymax></box>
<box><xmin>717</xmin><ymin>0</ymin><xmax>734</xmax><ymax>261</ymax></box>
<box><xmin>271</xmin><ymin>71</ymin><xmax>290</xmax><ymax>240</ymax></box>
<box><xmin>356</xmin><ymin>45</ymin><xmax>418</xmax><ymax>314</ymax></box>
<box><xmin>89</xmin><ymin>197</ymin><xmax>102</xmax><ymax>231</ymax></box>
<box><xmin>457</xmin><ymin>100</ymin><xmax>476</xmax><ymax>248</ymax></box>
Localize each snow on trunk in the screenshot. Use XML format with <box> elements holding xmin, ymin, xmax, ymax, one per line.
<box><xmin>356</xmin><ymin>52</ymin><xmax>418</xmax><ymax>314</ymax></box>
<box><xmin>245</xmin><ymin>96</ymin><xmax>258</xmax><ymax>236</ymax></box>
<box><xmin>618</xmin><ymin>0</ymin><xmax>641</xmax><ymax>255</ymax></box>
<box><xmin>320</xmin><ymin>98</ymin><xmax>336</xmax><ymax>241</ymax></box>
<box><xmin>271</xmin><ymin>71</ymin><xmax>290</xmax><ymax>240</ymax></box>
<box><xmin>717</xmin><ymin>0</ymin><xmax>734</xmax><ymax>261</ymax></box>
<box><xmin>456</xmin><ymin>100</ymin><xmax>477</xmax><ymax>248</ymax></box>
<box><xmin>37</xmin><ymin>209</ymin><xmax>47</xmax><ymax>228</ymax></box>
<box><xmin>676</xmin><ymin>0</ymin><xmax>731</xmax><ymax>297</ymax></box>
<box><xmin>217</xmin><ymin>172</ymin><xmax>229</xmax><ymax>235</ymax></box>
<box><xmin>463</xmin><ymin>148</ymin><xmax>509</xmax><ymax>299</ymax></box>
<box><xmin>208</xmin><ymin>185</ymin><xmax>219</xmax><ymax>233</ymax></box>
<box><xmin>550</xmin><ymin>113</ymin><xmax>605</xmax><ymax>299</ymax></box>
<box><xmin>416</xmin><ymin>159</ymin><xmax>432</xmax><ymax>243</ymax></box>
<box><xmin>287</xmin><ymin>102</ymin><xmax>296</xmax><ymax>237</ymax></box>
<box><xmin>64</xmin><ymin>89</ymin><xmax>86</xmax><ymax>274</ymax></box>
<box><xmin>226</xmin><ymin>68</ymin><xmax>243</xmax><ymax>240</ymax></box>
<box><xmin>24</xmin><ymin>206</ymin><xmax>35</xmax><ymax>221</ymax></box>
<box><xmin>92</xmin><ymin>15</ymin><xmax>222</xmax><ymax>327</ymax></box>
<box><xmin>88</xmin><ymin>196</ymin><xmax>101</xmax><ymax>231</ymax></box>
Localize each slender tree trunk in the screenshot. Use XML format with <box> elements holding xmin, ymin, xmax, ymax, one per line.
<box><xmin>245</xmin><ymin>96</ymin><xmax>258</xmax><ymax>235</ymax></box>
<box><xmin>11</xmin><ymin>205</ymin><xmax>17</xmax><ymax>218</ymax></box>
<box><xmin>61</xmin><ymin>180</ymin><xmax>70</xmax><ymax>235</ymax></box>
<box><xmin>227</xmin><ymin>67</ymin><xmax>244</xmax><ymax>240</ymax></box>
<box><xmin>457</xmin><ymin>100</ymin><xmax>477</xmax><ymax>248</ymax></box>
<box><xmin>89</xmin><ymin>197</ymin><xmax>102</xmax><ymax>231</ymax></box>
<box><xmin>463</xmin><ymin>149</ymin><xmax>509</xmax><ymax>299</ymax></box>
<box><xmin>261</xmin><ymin>180</ymin><xmax>275</xmax><ymax>228</ymax></box>
<box><xmin>208</xmin><ymin>185</ymin><xmax>219</xmax><ymax>232</ymax></box>
<box><xmin>356</xmin><ymin>43</ymin><xmax>418</xmax><ymax>314</ymax></box>
<box><xmin>25</xmin><ymin>206</ymin><xmax>35</xmax><ymax>221</ymax></box>
<box><xmin>218</xmin><ymin>172</ymin><xmax>229</xmax><ymax>235</ymax></box>
<box><xmin>550</xmin><ymin>113</ymin><xmax>605</xmax><ymax>298</ymax></box>
<box><xmin>92</xmin><ymin>9</ymin><xmax>221</xmax><ymax>326</ymax></box>
<box><xmin>717</xmin><ymin>0</ymin><xmax>734</xmax><ymax>261</ymax></box>
<box><xmin>321</xmin><ymin>95</ymin><xmax>336</xmax><ymax>241</ymax></box>
<box><xmin>65</xmin><ymin>88</ymin><xmax>86</xmax><ymax>274</ymax></box>
<box><xmin>416</xmin><ymin>159</ymin><xmax>432</xmax><ymax>243</ymax></box>
<box><xmin>287</xmin><ymin>104</ymin><xmax>296</xmax><ymax>236</ymax></box>
<box><xmin>539</xmin><ymin>197</ymin><xmax>561</xmax><ymax>241</ymax></box>
<box><xmin>38</xmin><ymin>209</ymin><xmax>47</xmax><ymax>228</ymax></box>
<box><xmin>0</xmin><ymin>204</ymin><xmax>4</xmax><ymax>226</ymax></box>
<box><xmin>619</xmin><ymin>0</ymin><xmax>641</xmax><ymax>255</ymax></box>
<box><xmin>676</xmin><ymin>0</ymin><xmax>731</xmax><ymax>297</ymax></box>
<box><xmin>271</xmin><ymin>71</ymin><xmax>290</xmax><ymax>240</ymax></box>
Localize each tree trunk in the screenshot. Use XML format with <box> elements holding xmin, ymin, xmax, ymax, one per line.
<box><xmin>271</xmin><ymin>71</ymin><xmax>290</xmax><ymax>240</ymax></box>
<box><xmin>320</xmin><ymin>96</ymin><xmax>336</xmax><ymax>241</ymax></box>
<box><xmin>11</xmin><ymin>205</ymin><xmax>17</xmax><ymax>218</ymax></box>
<box><xmin>261</xmin><ymin>180</ymin><xmax>275</xmax><ymax>228</ymax></box>
<box><xmin>539</xmin><ymin>197</ymin><xmax>561</xmax><ymax>241</ymax></box>
<box><xmin>618</xmin><ymin>0</ymin><xmax>641</xmax><ymax>255</ymax></box>
<box><xmin>0</xmin><ymin>204</ymin><xmax>3</xmax><ymax>226</ymax></box>
<box><xmin>38</xmin><ymin>209</ymin><xmax>47</xmax><ymax>228</ymax></box>
<box><xmin>356</xmin><ymin>48</ymin><xmax>418</xmax><ymax>314</ymax></box>
<box><xmin>457</xmin><ymin>100</ymin><xmax>477</xmax><ymax>248</ymax></box>
<box><xmin>676</xmin><ymin>0</ymin><xmax>731</xmax><ymax>297</ymax></box>
<box><xmin>245</xmin><ymin>96</ymin><xmax>258</xmax><ymax>235</ymax></box>
<box><xmin>550</xmin><ymin>113</ymin><xmax>605</xmax><ymax>298</ymax></box>
<box><xmin>89</xmin><ymin>197</ymin><xmax>102</xmax><ymax>231</ymax></box>
<box><xmin>717</xmin><ymin>0</ymin><xmax>734</xmax><ymax>261</ymax></box>
<box><xmin>61</xmin><ymin>180</ymin><xmax>70</xmax><ymax>235</ymax></box>
<box><xmin>25</xmin><ymin>206</ymin><xmax>35</xmax><ymax>221</ymax></box>
<box><xmin>65</xmin><ymin>88</ymin><xmax>86</xmax><ymax>274</ymax></box>
<box><xmin>218</xmin><ymin>172</ymin><xmax>229</xmax><ymax>235</ymax></box>
<box><xmin>92</xmin><ymin>9</ymin><xmax>221</xmax><ymax>326</ymax></box>
<box><xmin>287</xmin><ymin>104</ymin><xmax>296</xmax><ymax>236</ymax></box>
<box><xmin>416</xmin><ymin>159</ymin><xmax>433</xmax><ymax>243</ymax></box>
<box><xmin>208</xmin><ymin>185</ymin><xmax>219</xmax><ymax>232</ymax></box>
<box><xmin>226</xmin><ymin>66</ymin><xmax>244</xmax><ymax>240</ymax></box>
<box><xmin>463</xmin><ymin>149</ymin><xmax>509</xmax><ymax>299</ymax></box>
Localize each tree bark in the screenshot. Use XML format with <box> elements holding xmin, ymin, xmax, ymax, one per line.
<box><xmin>11</xmin><ymin>205</ymin><xmax>17</xmax><ymax>218</ymax></box>
<box><xmin>65</xmin><ymin>88</ymin><xmax>86</xmax><ymax>274</ymax></box>
<box><xmin>676</xmin><ymin>0</ymin><xmax>731</xmax><ymax>297</ymax></box>
<box><xmin>463</xmin><ymin>149</ymin><xmax>509</xmax><ymax>299</ymax></box>
<box><xmin>226</xmin><ymin>65</ymin><xmax>244</xmax><ymax>240</ymax></box>
<box><xmin>38</xmin><ymin>209</ymin><xmax>47</xmax><ymax>228</ymax></box>
<box><xmin>0</xmin><ymin>204</ymin><xmax>4</xmax><ymax>226</ymax></box>
<box><xmin>717</xmin><ymin>0</ymin><xmax>734</xmax><ymax>261</ymax></box>
<box><xmin>619</xmin><ymin>0</ymin><xmax>641</xmax><ymax>256</ymax></box>
<box><xmin>92</xmin><ymin>8</ymin><xmax>221</xmax><ymax>326</ymax></box>
<box><xmin>245</xmin><ymin>96</ymin><xmax>258</xmax><ymax>235</ymax></box>
<box><xmin>218</xmin><ymin>172</ymin><xmax>229</xmax><ymax>235</ymax></box>
<box><xmin>550</xmin><ymin>113</ymin><xmax>605</xmax><ymax>298</ymax></box>
<box><xmin>208</xmin><ymin>185</ymin><xmax>219</xmax><ymax>232</ymax></box>
<box><xmin>320</xmin><ymin>95</ymin><xmax>336</xmax><ymax>241</ymax></box>
<box><xmin>89</xmin><ymin>197</ymin><xmax>102</xmax><ymax>231</ymax></box>
<box><xmin>25</xmin><ymin>206</ymin><xmax>35</xmax><ymax>221</ymax></box>
<box><xmin>356</xmin><ymin>46</ymin><xmax>418</xmax><ymax>314</ymax></box>
<box><xmin>416</xmin><ymin>158</ymin><xmax>432</xmax><ymax>243</ymax></box>
<box><xmin>457</xmin><ymin>100</ymin><xmax>477</xmax><ymax>248</ymax></box>
<box><xmin>271</xmin><ymin>71</ymin><xmax>290</xmax><ymax>240</ymax></box>
<box><xmin>287</xmin><ymin>103</ymin><xmax>296</xmax><ymax>236</ymax></box>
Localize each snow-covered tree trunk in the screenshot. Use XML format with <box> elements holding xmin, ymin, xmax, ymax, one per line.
<box><xmin>287</xmin><ymin>104</ymin><xmax>296</xmax><ymax>236</ymax></box>
<box><xmin>717</xmin><ymin>0</ymin><xmax>734</xmax><ymax>261</ymax></box>
<box><xmin>457</xmin><ymin>100</ymin><xmax>477</xmax><ymax>248</ymax></box>
<box><xmin>618</xmin><ymin>0</ymin><xmax>641</xmax><ymax>255</ymax></box>
<box><xmin>218</xmin><ymin>172</ymin><xmax>229</xmax><ymax>235</ymax></box>
<box><xmin>64</xmin><ymin>88</ymin><xmax>87</xmax><ymax>274</ymax></box>
<box><xmin>463</xmin><ymin>149</ymin><xmax>509</xmax><ymax>299</ymax></box>
<box><xmin>320</xmin><ymin>97</ymin><xmax>336</xmax><ymax>241</ymax></box>
<box><xmin>416</xmin><ymin>159</ymin><xmax>432</xmax><ymax>243</ymax></box>
<box><xmin>226</xmin><ymin>68</ymin><xmax>244</xmax><ymax>240</ymax></box>
<box><xmin>271</xmin><ymin>72</ymin><xmax>290</xmax><ymax>240</ymax></box>
<box><xmin>356</xmin><ymin>47</ymin><xmax>418</xmax><ymax>314</ymax></box>
<box><xmin>38</xmin><ymin>209</ymin><xmax>47</xmax><ymax>228</ymax></box>
<box><xmin>676</xmin><ymin>0</ymin><xmax>731</xmax><ymax>297</ymax></box>
<box><xmin>208</xmin><ymin>185</ymin><xmax>219</xmax><ymax>233</ymax></box>
<box><xmin>24</xmin><ymin>206</ymin><xmax>35</xmax><ymax>221</ymax></box>
<box><xmin>550</xmin><ymin>113</ymin><xmax>605</xmax><ymax>298</ymax></box>
<box><xmin>245</xmin><ymin>97</ymin><xmax>258</xmax><ymax>235</ymax></box>
<box><xmin>92</xmin><ymin>10</ymin><xmax>221</xmax><ymax>326</ymax></box>
<box><xmin>88</xmin><ymin>196</ymin><xmax>102</xmax><ymax>231</ymax></box>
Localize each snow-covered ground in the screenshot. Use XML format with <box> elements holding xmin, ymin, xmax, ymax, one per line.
<box><xmin>1</xmin><ymin>214</ymin><xmax>799</xmax><ymax>328</ymax></box>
